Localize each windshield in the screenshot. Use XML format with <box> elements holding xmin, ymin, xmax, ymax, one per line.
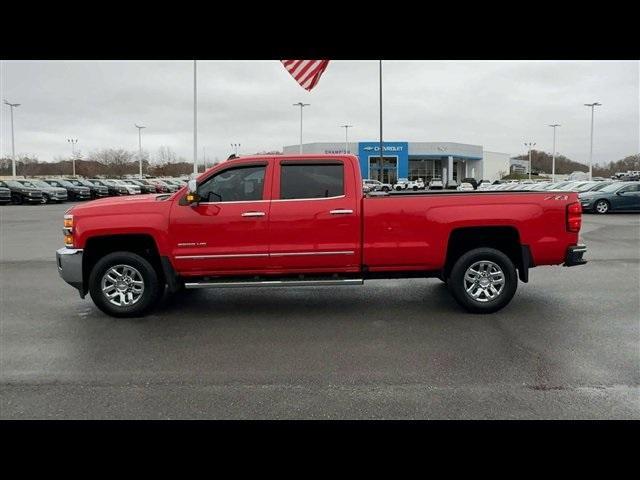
<box><xmin>67</xmin><ymin>179</ymin><xmax>84</xmax><ymax>186</ymax></box>
<box><xmin>590</xmin><ymin>182</ymin><xmax>613</xmax><ymax>191</ymax></box>
<box><xmin>18</xmin><ymin>180</ymin><xmax>38</xmax><ymax>188</ymax></box>
<box><xmin>574</xmin><ymin>182</ymin><xmax>597</xmax><ymax>192</ymax></box>
<box><xmin>5</xmin><ymin>180</ymin><xmax>25</xmax><ymax>188</ymax></box>
<box><xmin>599</xmin><ymin>183</ymin><xmax>626</xmax><ymax>193</ymax></box>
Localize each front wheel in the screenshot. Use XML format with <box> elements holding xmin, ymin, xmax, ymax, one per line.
<box><xmin>89</xmin><ymin>251</ymin><xmax>163</xmax><ymax>318</ymax></box>
<box><xmin>448</xmin><ymin>247</ymin><xmax>517</xmax><ymax>314</ymax></box>
<box><xmin>594</xmin><ymin>199</ymin><xmax>609</xmax><ymax>214</ymax></box>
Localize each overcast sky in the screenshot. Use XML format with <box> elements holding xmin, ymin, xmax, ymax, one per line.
<box><xmin>1</xmin><ymin>60</ymin><xmax>638</xmax><ymax>166</ymax></box>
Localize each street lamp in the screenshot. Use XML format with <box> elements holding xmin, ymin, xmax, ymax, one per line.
<box><xmin>231</xmin><ymin>143</ymin><xmax>241</xmax><ymax>156</ymax></box>
<box><xmin>340</xmin><ymin>125</ymin><xmax>353</xmax><ymax>154</ymax></box>
<box><xmin>3</xmin><ymin>99</ymin><xmax>20</xmax><ymax>178</ymax></box>
<box><xmin>548</xmin><ymin>124</ymin><xmax>561</xmax><ymax>182</ymax></box>
<box><xmin>584</xmin><ymin>102</ymin><xmax>602</xmax><ymax>181</ymax></box>
<box><xmin>524</xmin><ymin>142</ymin><xmax>536</xmax><ymax>180</ymax></box>
<box><xmin>67</xmin><ymin>138</ymin><xmax>78</xmax><ymax>176</ymax></box>
<box><xmin>135</xmin><ymin>124</ymin><xmax>146</xmax><ymax>179</ymax></box>
<box><xmin>293</xmin><ymin>102</ymin><xmax>310</xmax><ymax>154</ymax></box>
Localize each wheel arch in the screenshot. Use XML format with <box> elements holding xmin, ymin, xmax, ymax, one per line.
<box><xmin>443</xmin><ymin>226</ymin><xmax>531</xmax><ymax>283</ymax></box>
<box><xmin>81</xmin><ymin>234</ymin><xmax>164</xmax><ymax>297</ymax></box>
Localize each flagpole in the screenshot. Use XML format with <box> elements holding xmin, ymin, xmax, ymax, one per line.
<box><xmin>379</xmin><ymin>60</ymin><xmax>383</xmax><ymax>176</ymax></box>
<box><xmin>193</xmin><ymin>59</ymin><xmax>198</xmax><ymax>174</ymax></box>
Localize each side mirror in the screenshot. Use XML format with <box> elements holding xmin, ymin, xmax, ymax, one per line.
<box><xmin>185</xmin><ymin>179</ymin><xmax>200</xmax><ymax>205</ymax></box>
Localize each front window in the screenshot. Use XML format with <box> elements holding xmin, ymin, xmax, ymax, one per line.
<box><xmin>280</xmin><ymin>162</ymin><xmax>344</xmax><ymax>199</ymax></box>
<box><xmin>197</xmin><ymin>165</ymin><xmax>266</xmax><ymax>202</ymax></box>
<box><xmin>600</xmin><ymin>183</ymin><xmax>627</xmax><ymax>193</ymax></box>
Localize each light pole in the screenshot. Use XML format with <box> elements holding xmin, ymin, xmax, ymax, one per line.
<box><xmin>67</xmin><ymin>138</ymin><xmax>78</xmax><ymax>176</ymax></box>
<box><xmin>231</xmin><ymin>143</ymin><xmax>240</xmax><ymax>156</ymax></box>
<box><xmin>293</xmin><ymin>102</ymin><xmax>310</xmax><ymax>154</ymax></box>
<box><xmin>584</xmin><ymin>102</ymin><xmax>602</xmax><ymax>181</ymax></box>
<box><xmin>548</xmin><ymin>124</ymin><xmax>560</xmax><ymax>182</ymax></box>
<box><xmin>3</xmin><ymin>100</ymin><xmax>20</xmax><ymax>178</ymax></box>
<box><xmin>341</xmin><ymin>125</ymin><xmax>353</xmax><ymax>154</ymax></box>
<box><xmin>135</xmin><ymin>124</ymin><xmax>146</xmax><ymax>179</ymax></box>
<box><xmin>524</xmin><ymin>142</ymin><xmax>536</xmax><ymax>180</ymax></box>
<box><xmin>193</xmin><ymin>60</ymin><xmax>198</xmax><ymax>175</ymax></box>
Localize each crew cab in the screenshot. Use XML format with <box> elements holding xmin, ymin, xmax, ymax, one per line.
<box><xmin>56</xmin><ymin>154</ymin><xmax>587</xmax><ymax>318</ymax></box>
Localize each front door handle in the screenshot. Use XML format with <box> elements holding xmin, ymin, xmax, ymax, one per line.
<box><xmin>330</xmin><ymin>209</ymin><xmax>353</xmax><ymax>215</ymax></box>
<box><xmin>241</xmin><ymin>211</ymin><xmax>266</xmax><ymax>217</ymax></box>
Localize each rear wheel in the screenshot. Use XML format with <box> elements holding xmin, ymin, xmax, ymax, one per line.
<box><xmin>89</xmin><ymin>251</ymin><xmax>163</xmax><ymax>318</ymax></box>
<box><xmin>448</xmin><ymin>247</ymin><xmax>517</xmax><ymax>314</ymax></box>
<box><xmin>382</xmin><ymin>186</ymin><xmax>390</xmax><ymax>192</ymax></box>
<box><xmin>594</xmin><ymin>199</ymin><xmax>609</xmax><ymax>214</ymax></box>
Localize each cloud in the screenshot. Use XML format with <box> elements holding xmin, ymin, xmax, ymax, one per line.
<box><xmin>1</xmin><ymin>60</ymin><xmax>638</xmax><ymax>166</ymax></box>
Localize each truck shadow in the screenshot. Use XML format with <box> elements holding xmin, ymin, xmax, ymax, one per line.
<box><xmin>153</xmin><ymin>280</ymin><xmax>463</xmax><ymax>322</ymax></box>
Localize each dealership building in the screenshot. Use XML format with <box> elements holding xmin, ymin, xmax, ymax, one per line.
<box><xmin>282</xmin><ymin>141</ymin><xmax>511</xmax><ymax>184</ymax></box>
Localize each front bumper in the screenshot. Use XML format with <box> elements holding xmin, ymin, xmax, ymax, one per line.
<box><xmin>56</xmin><ymin>247</ymin><xmax>84</xmax><ymax>295</ymax></box>
<box><xmin>564</xmin><ymin>244</ymin><xmax>587</xmax><ymax>267</ymax></box>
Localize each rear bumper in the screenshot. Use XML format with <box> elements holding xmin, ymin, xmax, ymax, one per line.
<box><xmin>564</xmin><ymin>244</ymin><xmax>587</xmax><ymax>267</ymax></box>
<box><xmin>56</xmin><ymin>248</ymin><xmax>84</xmax><ymax>295</ymax></box>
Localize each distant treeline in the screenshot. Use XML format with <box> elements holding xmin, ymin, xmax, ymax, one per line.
<box><xmin>512</xmin><ymin>150</ymin><xmax>639</xmax><ymax>177</ymax></box>
<box><xmin>0</xmin><ymin>147</ymin><xmax>219</xmax><ymax>178</ymax></box>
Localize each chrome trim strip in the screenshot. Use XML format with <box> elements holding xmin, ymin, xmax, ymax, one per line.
<box><xmin>198</xmin><ymin>199</ymin><xmax>270</xmax><ymax>205</ymax></box>
<box><xmin>241</xmin><ymin>211</ymin><xmax>266</xmax><ymax>217</ymax></box>
<box><xmin>270</xmin><ymin>251</ymin><xmax>355</xmax><ymax>257</ymax></box>
<box><xmin>271</xmin><ymin>195</ymin><xmax>345</xmax><ymax>202</ymax></box>
<box><xmin>185</xmin><ymin>278</ymin><xmax>364</xmax><ymax>289</ymax></box>
<box><xmin>176</xmin><ymin>253</ymin><xmax>269</xmax><ymax>259</ymax></box>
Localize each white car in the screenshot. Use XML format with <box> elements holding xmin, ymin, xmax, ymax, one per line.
<box><xmin>363</xmin><ymin>179</ymin><xmax>392</xmax><ymax>192</ymax></box>
<box><xmin>457</xmin><ymin>182</ymin><xmax>474</xmax><ymax>191</ymax></box>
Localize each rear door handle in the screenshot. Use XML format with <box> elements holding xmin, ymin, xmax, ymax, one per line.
<box><xmin>330</xmin><ymin>209</ymin><xmax>353</xmax><ymax>215</ymax></box>
<box><xmin>241</xmin><ymin>211</ymin><xmax>266</xmax><ymax>217</ymax></box>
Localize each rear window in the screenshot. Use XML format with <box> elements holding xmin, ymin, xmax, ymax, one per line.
<box><xmin>280</xmin><ymin>163</ymin><xmax>344</xmax><ymax>199</ymax></box>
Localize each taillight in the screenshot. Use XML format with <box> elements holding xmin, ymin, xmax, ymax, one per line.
<box><xmin>566</xmin><ymin>202</ymin><xmax>582</xmax><ymax>233</ymax></box>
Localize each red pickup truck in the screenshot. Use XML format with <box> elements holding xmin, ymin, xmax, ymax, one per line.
<box><xmin>56</xmin><ymin>154</ymin><xmax>587</xmax><ymax>317</ymax></box>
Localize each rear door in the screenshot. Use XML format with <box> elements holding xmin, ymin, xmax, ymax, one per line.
<box><xmin>267</xmin><ymin>159</ymin><xmax>361</xmax><ymax>273</ymax></box>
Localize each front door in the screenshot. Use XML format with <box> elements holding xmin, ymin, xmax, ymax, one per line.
<box><xmin>267</xmin><ymin>159</ymin><xmax>361</xmax><ymax>273</ymax></box>
<box><xmin>613</xmin><ymin>183</ymin><xmax>640</xmax><ymax>210</ymax></box>
<box><xmin>169</xmin><ymin>162</ymin><xmax>272</xmax><ymax>275</ymax></box>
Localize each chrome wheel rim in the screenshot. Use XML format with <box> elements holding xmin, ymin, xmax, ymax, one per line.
<box><xmin>463</xmin><ymin>260</ymin><xmax>505</xmax><ymax>303</ymax></box>
<box><xmin>100</xmin><ymin>264</ymin><xmax>145</xmax><ymax>307</ymax></box>
<box><xmin>596</xmin><ymin>201</ymin><xmax>608</xmax><ymax>213</ymax></box>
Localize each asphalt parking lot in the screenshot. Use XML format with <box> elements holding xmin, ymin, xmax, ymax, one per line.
<box><xmin>1</xmin><ymin>202</ymin><xmax>638</xmax><ymax>419</ymax></box>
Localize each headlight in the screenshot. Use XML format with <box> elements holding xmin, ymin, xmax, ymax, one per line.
<box><xmin>63</xmin><ymin>214</ymin><xmax>74</xmax><ymax>247</ymax></box>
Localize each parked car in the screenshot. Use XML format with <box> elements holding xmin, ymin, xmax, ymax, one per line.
<box><xmin>120</xmin><ymin>179</ymin><xmax>155</xmax><ymax>194</ymax></box>
<box><xmin>147</xmin><ymin>179</ymin><xmax>176</xmax><ymax>193</ymax></box>
<box><xmin>43</xmin><ymin>179</ymin><xmax>91</xmax><ymax>201</ymax></box>
<box><xmin>162</xmin><ymin>178</ymin><xmax>188</xmax><ymax>189</ymax></box>
<box><xmin>88</xmin><ymin>179</ymin><xmax>128</xmax><ymax>196</ymax></box>
<box><xmin>457</xmin><ymin>182</ymin><xmax>474</xmax><ymax>191</ymax></box>
<box><xmin>428</xmin><ymin>179</ymin><xmax>444</xmax><ymax>190</ymax></box>
<box><xmin>135</xmin><ymin>178</ymin><xmax>166</xmax><ymax>193</ymax></box>
<box><xmin>0</xmin><ymin>185</ymin><xmax>12</xmax><ymax>204</ymax></box>
<box><xmin>579</xmin><ymin>181</ymin><xmax>640</xmax><ymax>214</ymax></box>
<box><xmin>56</xmin><ymin>154</ymin><xmax>587</xmax><ymax>318</ymax></box>
<box><xmin>461</xmin><ymin>178</ymin><xmax>478</xmax><ymax>190</ymax></box>
<box><xmin>16</xmin><ymin>179</ymin><xmax>68</xmax><ymax>203</ymax></box>
<box><xmin>65</xmin><ymin>178</ymin><xmax>109</xmax><ymax>199</ymax></box>
<box><xmin>580</xmin><ymin>181</ymin><xmax>615</xmax><ymax>193</ymax></box>
<box><xmin>477</xmin><ymin>180</ymin><xmax>492</xmax><ymax>190</ymax></box>
<box><xmin>0</xmin><ymin>179</ymin><xmax>44</xmax><ymax>204</ymax></box>
<box><xmin>107</xmin><ymin>179</ymin><xmax>142</xmax><ymax>195</ymax></box>
<box><xmin>363</xmin><ymin>179</ymin><xmax>392</xmax><ymax>192</ymax></box>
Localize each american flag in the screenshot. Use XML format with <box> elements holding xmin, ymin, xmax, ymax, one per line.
<box><xmin>281</xmin><ymin>60</ymin><xmax>330</xmax><ymax>91</ymax></box>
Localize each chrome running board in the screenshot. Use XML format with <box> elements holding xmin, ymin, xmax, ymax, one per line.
<box><xmin>184</xmin><ymin>278</ymin><xmax>364</xmax><ymax>289</ymax></box>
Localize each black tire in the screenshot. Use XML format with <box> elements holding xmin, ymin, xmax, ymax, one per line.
<box><xmin>448</xmin><ymin>247</ymin><xmax>517</xmax><ymax>314</ymax></box>
<box><xmin>412</xmin><ymin>186</ymin><xmax>418</xmax><ymax>191</ymax></box>
<box><xmin>382</xmin><ymin>186</ymin><xmax>390</xmax><ymax>192</ymax></box>
<box><xmin>395</xmin><ymin>186</ymin><xmax>402</xmax><ymax>191</ymax></box>
<box><xmin>593</xmin><ymin>199</ymin><xmax>609</xmax><ymax>214</ymax></box>
<box><xmin>89</xmin><ymin>251</ymin><xmax>163</xmax><ymax>318</ymax></box>
<box><xmin>42</xmin><ymin>194</ymin><xmax>49</xmax><ymax>204</ymax></box>
<box><xmin>11</xmin><ymin>194</ymin><xmax>23</xmax><ymax>205</ymax></box>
